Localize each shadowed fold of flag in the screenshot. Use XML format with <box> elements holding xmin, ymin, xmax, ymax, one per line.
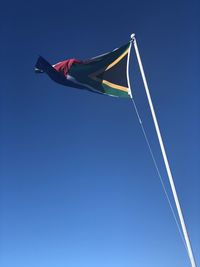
<box><xmin>35</xmin><ymin>42</ymin><xmax>132</xmax><ymax>98</ymax></box>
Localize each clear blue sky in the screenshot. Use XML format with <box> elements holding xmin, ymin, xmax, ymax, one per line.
<box><xmin>0</xmin><ymin>0</ymin><xmax>199</xmax><ymax>266</ymax></box>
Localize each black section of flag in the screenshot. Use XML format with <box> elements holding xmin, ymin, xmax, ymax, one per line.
<box><xmin>96</xmin><ymin>54</ymin><xmax>128</xmax><ymax>87</ymax></box>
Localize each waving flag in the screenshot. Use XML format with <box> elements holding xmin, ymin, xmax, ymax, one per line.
<box><xmin>35</xmin><ymin>42</ymin><xmax>132</xmax><ymax>98</ymax></box>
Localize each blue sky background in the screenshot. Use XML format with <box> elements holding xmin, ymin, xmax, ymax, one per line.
<box><xmin>0</xmin><ymin>0</ymin><xmax>199</xmax><ymax>266</ymax></box>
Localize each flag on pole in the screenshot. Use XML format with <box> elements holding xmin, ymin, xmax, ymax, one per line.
<box><xmin>35</xmin><ymin>43</ymin><xmax>132</xmax><ymax>98</ymax></box>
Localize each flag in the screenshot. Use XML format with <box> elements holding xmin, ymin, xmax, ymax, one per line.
<box><xmin>35</xmin><ymin>42</ymin><xmax>132</xmax><ymax>98</ymax></box>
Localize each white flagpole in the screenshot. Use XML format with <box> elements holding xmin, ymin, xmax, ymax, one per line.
<box><xmin>130</xmin><ymin>33</ymin><xmax>196</xmax><ymax>267</ymax></box>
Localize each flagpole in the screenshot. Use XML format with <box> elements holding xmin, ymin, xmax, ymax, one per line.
<box><xmin>130</xmin><ymin>34</ymin><xmax>196</xmax><ymax>267</ymax></box>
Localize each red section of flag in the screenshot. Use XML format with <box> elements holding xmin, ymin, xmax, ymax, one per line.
<box><xmin>53</xmin><ymin>59</ymin><xmax>82</xmax><ymax>77</ymax></box>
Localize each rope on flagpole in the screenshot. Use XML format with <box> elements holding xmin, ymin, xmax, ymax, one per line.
<box><xmin>130</xmin><ymin>97</ymin><xmax>187</xmax><ymax>251</ymax></box>
<box><xmin>126</xmin><ymin>33</ymin><xmax>188</xmax><ymax>253</ymax></box>
<box><xmin>126</xmin><ymin>33</ymin><xmax>187</xmax><ymax>253</ymax></box>
<box><xmin>130</xmin><ymin>33</ymin><xmax>196</xmax><ymax>267</ymax></box>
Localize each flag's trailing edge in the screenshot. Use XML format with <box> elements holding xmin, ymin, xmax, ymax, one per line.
<box><xmin>35</xmin><ymin>42</ymin><xmax>132</xmax><ymax>98</ymax></box>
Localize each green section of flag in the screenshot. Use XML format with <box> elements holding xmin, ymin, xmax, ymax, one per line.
<box><xmin>102</xmin><ymin>84</ymin><xmax>130</xmax><ymax>98</ymax></box>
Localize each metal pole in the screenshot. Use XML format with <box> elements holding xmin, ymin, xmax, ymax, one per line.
<box><xmin>131</xmin><ymin>33</ymin><xmax>196</xmax><ymax>267</ymax></box>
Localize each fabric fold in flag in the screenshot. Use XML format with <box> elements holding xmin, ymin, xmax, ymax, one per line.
<box><xmin>35</xmin><ymin>42</ymin><xmax>132</xmax><ymax>98</ymax></box>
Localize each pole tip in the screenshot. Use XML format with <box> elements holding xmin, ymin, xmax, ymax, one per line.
<box><xmin>130</xmin><ymin>33</ymin><xmax>135</xmax><ymax>40</ymax></box>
